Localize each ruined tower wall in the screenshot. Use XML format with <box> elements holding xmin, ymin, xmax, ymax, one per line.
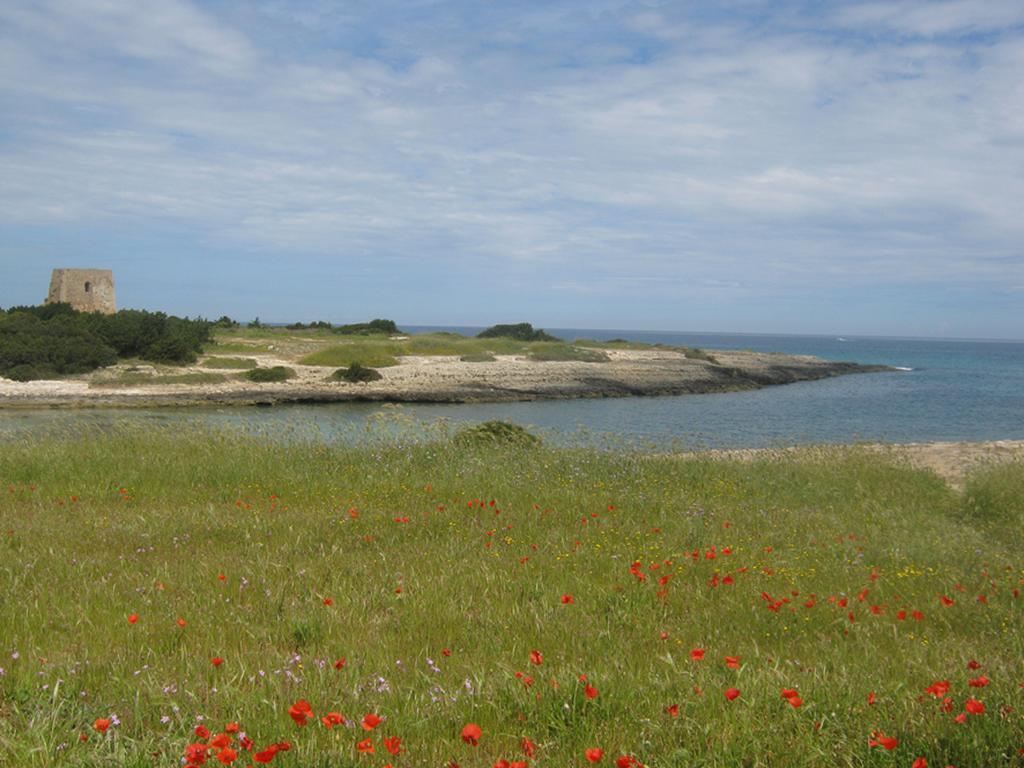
<box><xmin>46</xmin><ymin>269</ymin><xmax>116</xmax><ymax>314</ymax></box>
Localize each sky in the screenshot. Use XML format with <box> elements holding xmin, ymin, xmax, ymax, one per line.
<box><xmin>1</xmin><ymin>0</ymin><xmax>1022</xmax><ymax>339</ymax></box>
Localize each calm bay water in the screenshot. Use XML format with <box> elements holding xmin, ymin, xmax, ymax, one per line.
<box><xmin>2</xmin><ymin>328</ymin><xmax>1022</xmax><ymax>449</ymax></box>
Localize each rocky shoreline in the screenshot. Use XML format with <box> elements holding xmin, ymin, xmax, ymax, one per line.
<box><xmin>0</xmin><ymin>347</ymin><xmax>893</xmax><ymax>408</ymax></box>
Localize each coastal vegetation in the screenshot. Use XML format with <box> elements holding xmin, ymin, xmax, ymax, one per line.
<box><xmin>0</xmin><ymin>426</ymin><xmax>1020</xmax><ymax>766</ymax></box>
<box><xmin>1</xmin><ymin>312</ymin><xmax>688</xmax><ymax>386</ymax></box>
<box><xmin>245</xmin><ymin>366</ymin><xmax>295</xmax><ymax>383</ymax></box>
<box><xmin>332</xmin><ymin>363</ymin><xmax>383</xmax><ymax>383</ymax></box>
<box><xmin>0</xmin><ymin>303</ymin><xmax>211</xmax><ymax>380</ymax></box>
<box><xmin>477</xmin><ymin>322</ymin><xmax>559</xmax><ymax>342</ymax></box>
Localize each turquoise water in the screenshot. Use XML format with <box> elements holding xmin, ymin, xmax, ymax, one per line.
<box><xmin>2</xmin><ymin>329</ymin><xmax>1022</xmax><ymax>448</ymax></box>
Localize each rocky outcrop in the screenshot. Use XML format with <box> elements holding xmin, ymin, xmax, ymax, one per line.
<box><xmin>0</xmin><ymin>348</ymin><xmax>893</xmax><ymax>408</ymax></box>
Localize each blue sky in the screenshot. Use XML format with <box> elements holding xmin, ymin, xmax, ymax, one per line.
<box><xmin>1</xmin><ymin>0</ymin><xmax>1022</xmax><ymax>338</ymax></box>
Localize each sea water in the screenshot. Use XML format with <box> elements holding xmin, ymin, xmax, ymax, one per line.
<box><xmin>2</xmin><ymin>329</ymin><xmax>1022</xmax><ymax>449</ymax></box>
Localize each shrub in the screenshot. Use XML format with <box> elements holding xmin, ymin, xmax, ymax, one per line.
<box><xmin>287</xmin><ymin>321</ymin><xmax>333</xmax><ymax>330</ymax></box>
<box><xmin>460</xmin><ymin>353</ymin><xmax>497</xmax><ymax>362</ymax></box>
<box><xmin>454</xmin><ymin>420</ymin><xmax>542</xmax><ymax>448</ymax></box>
<box><xmin>0</xmin><ymin>311</ymin><xmax>118</xmax><ymax>380</ymax></box>
<box><xmin>333</xmin><ymin>319</ymin><xmax>400</xmax><ymax>336</ymax></box>
<box><xmin>332</xmin><ymin>362</ymin><xmax>383</xmax><ymax>382</ymax></box>
<box><xmin>684</xmin><ymin>347</ymin><xmax>720</xmax><ymax>364</ymax></box>
<box><xmin>245</xmin><ymin>366</ymin><xmax>295</xmax><ymax>382</ymax></box>
<box><xmin>477</xmin><ymin>323</ymin><xmax>560</xmax><ymax>342</ymax></box>
<box><xmin>213</xmin><ymin>316</ymin><xmax>239</xmax><ymax>328</ymax></box>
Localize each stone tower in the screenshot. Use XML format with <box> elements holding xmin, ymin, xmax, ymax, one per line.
<box><xmin>46</xmin><ymin>269</ymin><xmax>116</xmax><ymax>314</ymax></box>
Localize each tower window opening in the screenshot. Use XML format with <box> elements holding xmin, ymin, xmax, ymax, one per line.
<box><xmin>84</xmin><ymin>282</ymin><xmax>91</xmax><ymax>293</ymax></box>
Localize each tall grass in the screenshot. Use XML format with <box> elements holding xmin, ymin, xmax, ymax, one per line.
<box><xmin>0</xmin><ymin>429</ymin><xmax>1020</xmax><ymax>767</ymax></box>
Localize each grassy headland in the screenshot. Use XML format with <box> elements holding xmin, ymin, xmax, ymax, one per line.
<box><xmin>0</xmin><ymin>427</ymin><xmax>1021</xmax><ymax>766</ymax></box>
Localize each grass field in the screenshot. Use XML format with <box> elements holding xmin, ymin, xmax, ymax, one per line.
<box><xmin>0</xmin><ymin>427</ymin><xmax>1021</xmax><ymax>767</ymax></box>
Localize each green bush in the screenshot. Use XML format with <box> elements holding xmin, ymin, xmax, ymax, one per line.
<box><xmin>245</xmin><ymin>366</ymin><xmax>295</xmax><ymax>382</ymax></box>
<box><xmin>0</xmin><ymin>311</ymin><xmax>118</xmax><ymax>380</ymax></box>
<box><xmin>287</xmin><ymin>321</ymin><xmax>333</xmax><ymax>330</ymax></box>
<box><xmin>0</xmin><ymin>304</ymin><xmax>211</xmax><ymax>380</ymax></box>
<box><xmin>684</xmin><ymin>347</ymin><xmax>720</xmax><ymax>364</ymax></box>
<box><xmin>454</xmin><ymin>420</ymin><xmax>542</xmax><ymax>448</ymax></box>
<box><xmin>477</xmin><ymin>322</ymin><xmax>559</xmax><ymax>342</ymax></box>
<box><xmin>333</xmin><ymin>319</ymin><xmax>400</xmax><ymax>335</ymax></box>
<box><xmin>332</xmin><ymin>362</ymin><xmax>383</xmax><ymax>382</ymax></box>
<box><xmin>459</xmin><ymin>353</ymin><xmax>497</xmax><ymax>362</ymax></box>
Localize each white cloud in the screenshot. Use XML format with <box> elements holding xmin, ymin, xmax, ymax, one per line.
<box><xmin>0</xmin><ymin>0</ymin><xmax>1022</xmax><ymax>328</ymax></box>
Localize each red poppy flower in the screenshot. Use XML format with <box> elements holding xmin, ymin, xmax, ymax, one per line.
<box><xmin>216</xmin><ymin>747</ymin><xmax>238</xmax><ymax>764</ymax></box>
<box><xmin>561</xmin><ymin>594</ymin><xmax>575</xmax><ymax>604</ymax></box>
<box><xmin>530</xmin><ymin>650</ymin><xmax>543</xmax><ymax>666</ymax></box>
<box><xmin>724</xmin><ymin>688</ymin><xmax>741</xmax><ymax>701</ymax></box>
<box><xmin>665</xmin><ymin>703</ymin><xmax>679</xmax><ymax>717</ymax></box>
<box><xmin>362</xmin><ymin>713</ymin><xmax>382</xmax><ymax>731</ymax></box>
<box><xmin>690</xmin><ymin>648</ymin><xmax>705</xmax><ymax>661</ymax></box>
<box><xmin>185</xmin><ymin>743</ymin><xmax>210</xmax><ymax>763</ymax></box>
<box><xmin>176</xmin><ymin>617</ymin><xmax>187</xmax><ymax>628</ymax></box>
<box><xmin>383</xmin><ymin>736</ymin><xmax>402</xmax><ymax>755</ymax></box>
<box><xmin>968</xmin><ymin>676</ymin><xmax>989</xmax><ymax>688</ymax></box>
<box><xmin>224</xmin><ymin>722</ymin><xmax>239</xmax><ymax>734</ymax></box>
<box><xmin>253</xmin><ymin>743</ymin><xmax>288</xmax><ymax>764</ymax></box>
<box><xmin>127</xmin><ymin>614</ymin><xmax>138</xmax><ymax>625</ymax></box>
<box><xmin>521</xmin><ymin>737</ymin><xmax>536</xmax><ymax>757</ymax></box>
<box><xmin>333</xmin><ymin>657</ymin><xmax>347</xmax><ymax>670</ymax></box>
<box><xmin>967</xmin><ymin>660</ymin><xmax>982</xmax><ymax>670</ymax></box>
<box><xmin>195</xmin><ymin>725</ymin><xmax>211</xmax><ymax>740</ymax></box>
<box><xmin>288</xmin><ymin>700</ymin><xmax>313</xmax><ymax>726</ymax></box>
<box><xmin>585</xmin><ymin>684</ymin><xmax>599</xmax><ymax>699</ymax></box>
<box><xmin>585</xmin><ymin>747</ymin><xmax>604</xmax><ymax>763</ymax></box>
<box><xmin>780</xmin><ymin>689</ymin><xmax>799</xmax><ymax>701</ymax></box>
<box><xmin>724</xmin><ymin>656</ymin><xmax>740</xmax><ymax>669</ymax></box>
<box><xmin>461</xmin><ymin>723</ymin><xmax>482</xmax><ymax>746</ymax></box>
<box><xmin>356</xmin><ymin>738</ymin><xmax>374</xmax><ymax>754</ymax></box>
<box><xmin>925</xmin><ymin>680</ymin><xmax>950</xmax><ymax>698</ymax></box>
<box><xmin>321</xmin><ymin>712</ymin><xmax>345</xmax><ymax>729</ymax></box>
<box><xmin>965</xmin><ymin>698</ymin><xmax>985</xmax><ymax>715</ymax></box>
<box><xmin>867</xmin><ymin>692</ymin><xmax>876</xmax><ymax>706</ymax></box>
<box><xmin>869</xmin><ymin>734</ymin><xmax>898</xmax><ymax>750</ymax></box>
<box><xmin>210</xmin><ymin>733</ymin><xmax>231</xmax><ymax>749</ymax></box>
<box><xmin>211</xmin><ymin>657</ymin><xmax>224</xmax><ymax>667</ymax></box>
<box><xmin>940</xmin><ymin>595</ymin><xmax>955</xmax><ymax>606</ymax></box>
<box><xmin>93</xmin><ymin>718</ymin><xmax>111</xmax><ymax>733</ymax></box>
<box><xmin>617</xmin><ymin>756</ymin><xmax>642</xmax><ymax>768</ymax></box>
<box><xmin>912</xmin><ymin>759</ymin><xmax>927</xmax><ymax>768</ymax></box>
